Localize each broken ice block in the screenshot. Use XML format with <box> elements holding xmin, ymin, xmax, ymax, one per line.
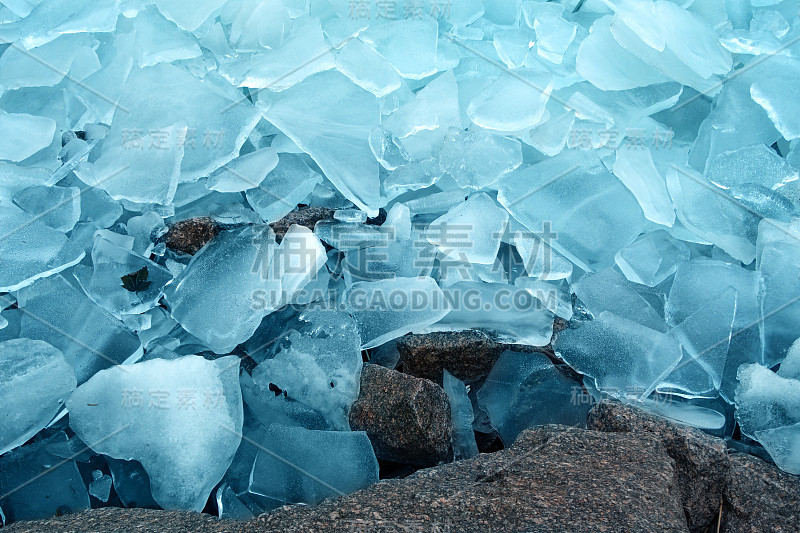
<box><xmin>0</xmin><ymin>432</ymin><xmax>89</xmax><ymax>522</ymax></box>
<box><xmin>735</xmin><ymin>364</ymin><xmax>800</xmax><ymax>438</ymax></box>
<box><xmin>426</xmin><ymin>193</ymin><xmax>508</xmax><ymax>265</ymax></box>
<box><xmin>368</xmin><ymin>126</ymin><xmax>410</xmax><ymax>171</ymax></box>
<box><xmin>754</xmin><ymin>423</ymin><xmax>800</xmax><ymax>475</ymax></box>
<box><xmin>612</xmin><ymin>147</ymin><xmax>675</xmax><ymax>226</ymax></box>
<box><xmin>345</xmin><ymin>276</ymin><xmax>450</xmax><ymax>349</ymax></box>
<box><xmin>432</xmin><ymin>281</ymin><xmax>554</xmax><ymax>346</ymax></box>
<box><xmin>438</xmin><ymin>128</ymin><xmax>522</xmax><ymax>190</ymax></box>
<box><xmin>667</xmin><ymin>259</ymin><xmax>763</xmax><ymax>401</ymax></box>
<box><xmin>67</xmin><ymin>355</ymin><xmax>243</xmax><ymax>511</ymax></box>
<box><xmin>19</xmin><ymin>275</ymin><xmax>141</xmax><ymax>383</ymax></box>
<box><xmin>556</xmin><ymin>312</ymin><xmax>682</xmax><ymax>400</ymax></box>
<box><xmin>89</xmin><ymin>472</ymin><xmax>113</xmax><ymax>503</ymax></box>
<box><xmin>442</xmin><ymin>370</ymin><xmax>478</xmax><ymax>460</ymax></box>
<box><xmin>511</xmin><ymin>228</ymin><xmax>573</xmax><ymax>280</ymax></box>
<box><xmin>165</xmin><ymin>225</ymin><xmax>279</xmax><ymax>354</ymax></box>
<box><xmin>131</xmin><ymin>6</ymin><xmax>202</xmax><ymax>67</ymax></box>
<box><xmin>478</xmin><ymin>350</ymin><xmax>588</xmax><ymax>445</ymax></box>
<box><xmin>13</xmin><ymin>185</ymin><xmax>81</xmax><ymax>233</ymax></box>
<box><xmin>513</xmin><ymin>278</ymin><xmax>572</xmax><ymax>320</ymax></box>
<box><xmin>249</xmin><ymin>310</ymin><xmax>362</xmax><ymax>431</ymax></box>
<box><xmin>248</xmin><ymin>425</ymin><xmax>378</xmax><ymax>506</ymax></box>
<box><xmin>260</xmin><ymin>71</ymin><xmax>381</xmax><ymax>216</ymax></box>
<box><xmin>751</xmin><ymin>76</ymin><xmax>800</xmax><ymax>141</ymax></box>
<box><xmin>207</xmin><ymin>148</ymin><xmax>279</xmax><ymax>193</ymax></box>
<box><xmin>467</xmin><ymin>71</ymin><xmax>552</xmax><ymax>131</ymax></box>
<box><xmin>0</xmin><ymin>338</ymin><xmax>76</xmax><ymax>455</ymax></box>
<box><xmin>497</xmin><ymin>150</ymin><xmax>647</xmax><ymax>272</ymax></box>
<box><xmin>0</xmin><ymin>206</ymin><xmax>85</xmax><ymax>292</ymax></box>
<box><xmin>359</xmin><ymin>18</ymin><xmax>438</xmax><ymax>80</ymax></box>
<box><xmin>106</xmin><ymin>458</ymin><xmax>159</xmax><ymax>509</ymax></box>
<box><xmin>0</xmin><ymin>110</ymin><xmax>56</xmax><ymax>163</ymax></box>
<box><xmin>245</xmin><ymin>154</ymin><xmax>323</xmax><ymax>223</ymax></box>
<box><xmin>335</xmin><ymin>39</ymin><xmax>403</xmax><ymax>98</ymax></box>
<box><xmin>573</xmin><ymin>267</ymin><xmax>666</xmax><ymax>332</ymax></box>
<box><xmin>614</xmin><ymin>230</ymin><xmax>690</xmax><ymax>287</ymax></box>
<box><xmin>153</xmin><ymin>0</ymin><xmax>226</xmax><ymax>31</ymax></box>
<box><xmin>778</xmin><ymin>338</ymin><xmax>800</xmax><ymax>380</ymax></box>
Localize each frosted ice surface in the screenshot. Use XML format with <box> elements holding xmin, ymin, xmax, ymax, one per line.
<box><xmin>153</xmin><ymin>0</ymin><xmax>225</xmax><ymax>31</ymax></box>
<box><xmin>514</xmin><ymin>278</ymin><xmax>572</xmax><ymax>320</ymax></box>
<box><xmin>556</xmin><ymin>312</ymin><xmax>682</xmax><ymax>400</ymax></box>
<box><xmin>573</xmin><ymin>267</ymin><xmax>665</xmax><ymax>332</ymax></box>
<box><xmin>667</xmin><ymin>259</ymin><xmax>763</xmax><ymax>400</ymax></box>
<box><xmin>426</xmin><ymin>193</ymin><xmax>508</xmax><ymax>265</ymax></box>
<box><xmin>0</xmin><ymin>206</ymin><xmax>85</xmax><ymax>292</ymax></box>
<box><xmin>478</xmin><ymin>350</ymin><xmax>588</xmax><ymax>445</ymax></box>
<box><xmin>0</xmin><ymin>339</ymin><xmax>76</xmax><ymax>455</ymax></box>
<box><xmin>438</xmin><ymin>128</ymin><xmax>522</xmax><ymax>190</ymax></box>
<box><xmin>433</xmin><ymin>281</ymin><xmax>553</xmax><ymax>346</ymax></box>
<box><xmin>165</xmin><ymin>225</ymin><xmax>279</xmax><ymax>354</ymax></box>
<box><xmin>12</xmin><ymin>185</ymin><xmax>80</xmax><ymax>233</ymax></box>
<box><xmin>442</xmin><ymin>370</ymin><xmax>478</xmax><ymax>460</ymax></box>
<box><xmin>345</xmin><ymin>276</ymin><xmax>450</xmax><ymax>349</ymax></box>
<box><xmin>248</xmin><ymin>425</ymin><xmax>378</xmax><ymax>506</ymax></box>
<box><xmin>0</xmin><ymin>432</ymin><xmax>89</xmax><ymax>522</ymax></box>
<box><xmin>19</xmin><ymin>275</ymin><xmax>141</xmax><ymax>383</ymax></box>
<box><xmin>755</xmin><ymin>423</ymin><xmax>800</xmax><ymax>475</ymax></box>
<box><xmin>735</xmin><ymin>364</ymin><xmax>800</xmax><ymax>439</ymax></box>
<box><xmin>468</xmin><ymin>71</ymin><xmax>552</xmax><ymax>131</ymax></box>
<box><xmin>335</xmin><ymin>39</ymin><xmax>403</xmax><ymax>98</ymax></box>
<box><xmin>89</xmin><ymin>474</ymin><xmax>113</xmax><ymax>503</ymax></box>
<box><xmin>208</xmin><ymin>148</ymin><xmax>280</xmax><ymax>193</ymax></box>
<box><xmin>614</xmin><ymin>230</ymin><xmax>690</xmax><ymax>287</ymax></box>
<box><xmin>368</xmin><ymin>126</ymin><xmax>410</xmax><ymax>171</ymax></box>
<box><xmin>612</xmin><ymin>147</ymin><xmax>675</xmax><ymax>226</ymax></box>
<box><xmin>497</xmin><ymin>150</ymin><xmax>647</xmax><ymax>272</ymax></box>
<box><xmin>0</xmin><ymin>110</ymin><xmax>56</xmax><ymax>162</ymax></box>
<box><xmin>359</xmin><ymin>18</ymin><xmax>438</xmax><ymax>80</ymax></box>
<box><xmin>249</xmin><ymin>310</ymin><xmax>362</xmax><ymax>431</ymax></box>
<box><xmin>778</xmin><ymin>338</ymin><xmax>800</xmax><ymax>380</ymax></box>
<box><xmin>246</xmin><ymin>154</ymin><xmax>323</xmax><ymax>223</ymax></box>
<box><xmin>67</xmin><ymin>355</ymin><xmax>243</xmax><ymax>511</ymax></box>
<box><xmin>666</xmin><ymin>165</ymin><xmax>758</xmax><ymax>264</ymax></box>
<box><xmin>260</xmin><ymin>71</ymin><xmax>380</xmax><ymax>216</ymax></box>
<box><xmin>706</xmin><ymin>144</ymin><xmax>798</xmax><ymax>190</ymax></box>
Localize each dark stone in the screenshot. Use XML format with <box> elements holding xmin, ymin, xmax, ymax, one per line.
<box><xmin>269</xmin><ymin>206</ymin><xmax>334</xmax><ymax>243</ymax></box>
<box><xmin>588</xmin><ymin>400</ymin><xmax>729</xmax><ymax>533</ymax></box>
<box><xmin>348</xmin><ymin>364</ymin><xmax>452</xmax><ymax>467</ymax></box>
<box><xmin>163</xmin><ymin>217</ymin><xmax>220</xmax><ymax>255</ymax></box>
<box><xmin>721</xmin><ymin>453</ymin><xmax>800</xmax><ymax>533</ymax></box>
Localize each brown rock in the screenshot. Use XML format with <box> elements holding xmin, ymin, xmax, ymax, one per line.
<box><xmin>588</xmin><ymin>400</ymin><xmax>729</xmax><ymax>533</ymax></box>
<box><xmin>721</xmin><ymin>453</ymin><xmax>800</xmax><ymax>533</ymax></box>
<box><xmin>348</xmin><ymin>364</ymin><xmax>452</xmax><ymax>467</ymax></box>
<box><xmin>270</xmin><ymin>206</ymin><xmax>334</xmax><ymax>243</ymax></box>
<box><xmin>164</xmin><ymin>217</ymin><xmax>221</xmax><ymax>255</ymax></box>
<box><xmin>5</xmin><ymin>426</ymin><xmax>691</xmax><ymax>533</ymax></box>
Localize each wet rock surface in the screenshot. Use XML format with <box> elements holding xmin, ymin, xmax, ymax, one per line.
<box><xmin>348</xmin><ymin>364</ymin><xmax>452</xmax><ymax>467</ymax></box>
<box><xmin>588</xmin><ymin>400</ymin><xmax>729</xmax><ymax>533</ymax></box>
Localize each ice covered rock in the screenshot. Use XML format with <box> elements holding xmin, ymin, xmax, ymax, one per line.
<box><xmin>67</xmin><ymin>355</ymin><xmax>243</xmax><ymax>511</ymax></box>
<box><xmin>260</xmin><ymin>71</ymin><xmax>381</xmax><ymax>216</ymax></box>
<box><xmin>0</xmin><ymin>338</ymin><xmax>76</xmax><ymax>455</ymax></box>
<box><xmin>248</xmin><ymin>425</ymin><xmax>378</xmax><ymax>506</ymax></box>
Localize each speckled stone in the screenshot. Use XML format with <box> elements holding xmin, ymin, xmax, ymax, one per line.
<box><xmin>348</xmin><ymin>364</ymin><xmax>452</xmax><ymax>467</ymax></box>
<box><xmin>3</xmin><ymin>426</ymin><xmax>693</xmax><ymax>533</ymax></box>
<box><xmin>269</xmin><ymin>206</ymin><xmax>334</xmax><ymax>243</ymax></box>
<box><xmin>721</xmin><ymin>453</ymin><xmax>800</xmax><ymax>533</ymax></box>
<box><xmin>163</xmin><ymin>217</ymin><xmax>221</xmax><ymax>255</ymax></box>
<box><xmin>588</xmin><ymin>400</ymin><xmax>729</xmax><ymax>533</ymax></box>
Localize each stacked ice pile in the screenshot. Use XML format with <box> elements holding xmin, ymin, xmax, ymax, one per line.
<box><xmin>1</xmin><ymin>0</ymin><xmax>800</xmax><ymax>524</ymax></box>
